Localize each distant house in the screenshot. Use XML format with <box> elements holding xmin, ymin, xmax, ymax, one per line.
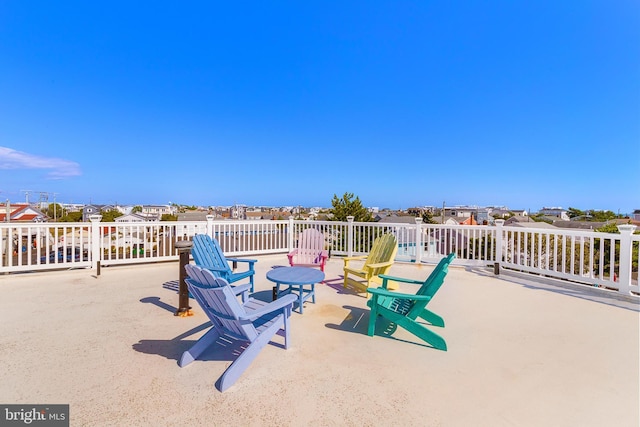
<box><xmin>633</xmin><ymin>209</ymin><xmax>640</xmax><ymax>221</ymax></box>
<box><xmin>82</xmin><ymin>205</ymin><xmax>101</xmax><ymax>222</ymax></box>
<box><xmin>505</xmin><ymin>216</ymin><xmax>556</xmax><ymax>229</ymax></box>
<box><xmin>376</xmin><ymin>214</ymin><xmax>418</xmax><ymax>224</ymax></box>
<box><xmin>553</xmin><ymin>218</ymin><xmax>636</xmax><ymax>230</ymax></box>
<box><xmin>429</xmin><ymin>216</ymin><xmax>461</xmax><ymax>226</ymax></box>
<box><xmin>490</xmin><ymin>208</ymin><xmax>512</xmax><ymax>219</ymax></box>
<box><xmin>539</xmin><ymin>207</ymin><xmax>570</xmax><ymax>221</ymax></box>
<box><xmin>115</xmin><ymin>213</ymin><xmax>156</xmax><ymax>223</ymax></box>
<box><xmin>444</xmin><ymin>206</ymin><xmax>477</xmax><ymax>218</ymax></box>
<box><xmin>245</xmin><ymin>211</ymin><xmax>267</xmax><ymax>220</ymax></box>
<box><xmin>0</xmin><ymin>203</ymin><xmax>47</xmax><ymax>222</ymax></box>
<box><xmin>177</xmin><ymin>211</ymin><xmax>210</xmax><ymax>221</ymax></box>
<box><xmin>140</xmin><ymin>205</ymin><xmax>177</xmax><ymax>219</ymax></box>
<box><xmin>406</xmin><ymin>206</ymin><xmax>436</xmax><ymax>216</ymax></box>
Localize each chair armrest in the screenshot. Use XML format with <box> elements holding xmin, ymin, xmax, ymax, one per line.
<box><xmin>365</xmin><ymin>260</ymin><xmax>394</xmax><ymax>269</ymax></box>
<box><xmin>343</xmin><ymin>255</ymin><xmax>367</xmax><ymax>262</ymax></box>
<box><xmin>232</xmin><ymin>283</ymin><xmax>252</xmax><ymax>295</ymax></box>
<box><xmin>343</xmin><ymin>255</ymin><xmax>367</xmax><ymax>268</ymax></box>
<box><xmin>226</xmin><ymin>258</ymin><xmax>257</xmax><ymax>266</ymax></box>
<box><xmin>202</xmin><ymin>266</ymin><xmax>230</xmax><ymax>274</ymax></box>
<box><xmin>378</xmin><ymin>274</ymin><xmax>424</xmax><ymax>285</ymax></box>
<box><xmin>239</xmin><ymin>294</ymin><xmax>297</xmax><ymax>320</ymax></box>
<box><xmin>287</xmin><ymin>250</ymin><xmax>297</xmax><ymax>265</ymax></box>
<box><xmin>367</xmin><ymin>287</ymin><xmax>432</xmax><ymax>302</ymax></box>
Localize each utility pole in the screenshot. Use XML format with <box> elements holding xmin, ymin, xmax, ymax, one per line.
<box><xmin>53</xmin><ymin>193</ymin><xmax>59</xmax><ymax>221</ymax></box>
<box><xmin>20</xmin><ymin>190</ymin><xmax>33</xmax><ymax>204</ymax></box>
<box><xmin>36</xmin><ymin>191</ymin><xmax>49</xmax><ymax>210</ymax></box>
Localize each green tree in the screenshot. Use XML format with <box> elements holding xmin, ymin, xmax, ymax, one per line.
<box><xmin>44</xmin><ymin>203</ymin><xmax>64</xmax><ymax>220</ymax></box>
<box><xmin>421</xmin><ymin>210</ymin><xmax>436</xmax><ymax>224</ymax></box>
<box><xmin>329</xmin><ymin>192</ymin><xmax>372</xmax><ymax>222</ymax></box>
<box><xmin>328</xmin><ymin>192</ymin><xmax>376</xmax><ymax>253</ymax></box>
<box><xmin>61</xmin><ymin>211</ymin><xmax>83</xmax><ymax>222</ymax></box>
<box><xmin>132</xmin><ymin>205</ymin><xmax>142</xmax><ymax>213</ymax></box>
<box><xmin>567</xmin><ymin>207</ymin><xmax>585</xmax><ymax>219</ymax></box>
<box><xmin>588</xmin><ymin>210</ymin><xmax>619</xmax><ymax>222</ymax></box>
<box><xmin>100</xmin><ymin>209</ymin><xmax>122</xmax><ymax>222</ymax></box>
<box><xmin>529</xmin><ymin>213</ymin><xmax>553</xmax><ymax>224</ymax></box>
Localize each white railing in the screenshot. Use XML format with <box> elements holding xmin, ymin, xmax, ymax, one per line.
<box><xmin>1</xmin><ymin>215</ymin><xmax>637</xmax><ymax>297</ymax></box>
<box><xmin>494</xmin><ymin>220</ymin><xmax>639</xmax><ymax>295</ymax></box>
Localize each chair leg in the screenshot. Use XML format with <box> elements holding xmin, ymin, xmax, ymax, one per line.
<box><xmin>398</xmin><ymin>318</ymin><xmax>447</xmax><ymax>351</ymax></box>
<box><xmin>282</xmin><ymin>309</ymin><xmax>291</xmax><ymax>349</ymax></box>
<box><xmin>418</xmin><ymin>308</ymin><xmax>445</xmax><ymax>327</ymax></box>
<box><xmin>367</xmin><ymin>303</ymin><xmax>378</xmax><ymax>337</ymax></box>
<box><xmin>179</xmin><ymin>327</ymin><xmax>221</xmax><ymax>367</ymax></box>
<box><xmin>218</xmin><ymin>320</ymin><xmax>283</xmax><ymax>392</ymax></box>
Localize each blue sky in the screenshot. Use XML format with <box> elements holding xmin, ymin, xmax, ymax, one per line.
<box><xmin>1</xmin><ymin>1</ymin><xmax>638</xmax><ymax>213</ymax></box>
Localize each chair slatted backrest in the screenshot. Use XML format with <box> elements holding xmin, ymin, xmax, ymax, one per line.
<box><xmin>415</xmin><ymin>253</ymin><xmax>456</xmax><ymax>297</ymax></box>
<box><xmin>365</xmin><ymin>234</ymin><xmax>398</xmax><ymax>275</ymax></box>
<box><xmin>185</xmin><ymin>265</ymin><xmax>258</xmax><ymax>342</ymax></box>
<box><xmin>191</xmin><ymin>234</ymin><xmax>232</xmax><ymax>276</ymax></box>
<box><xmin>296</xmin><ymin>228</ymin><xmax>325</xmax><ymax>265</ymax></box>
<box><xmin>405</xmin><ymin>264</ymin><xmax>449</xmax><ymax>318</ymax></box>
<box><xmin>384</xmin><ymin>253</ymin><xmax>454</xmax><ymax>317</ymax></box>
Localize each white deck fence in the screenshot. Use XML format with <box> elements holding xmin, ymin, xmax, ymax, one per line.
<box><xmin>1</xmin><ymin>215</ymin><xmax>637</xmax><ymax>297</ymax></box>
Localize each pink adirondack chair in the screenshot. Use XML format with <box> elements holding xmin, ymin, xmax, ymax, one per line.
<box><xmin>287</xmin><ymin>228</ymin><xmax>328</xmax><ymax>272</ymax></box>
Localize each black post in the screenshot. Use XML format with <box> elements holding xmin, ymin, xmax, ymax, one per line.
<box><xmin>175</xmin><ymin>240</ymin><xmax>193</xmax><ymax>316</ymax></box>
<box><xmin>494</xmin><ymin>262</ymin><xmax>500</xmax><ymax>275</ymax></box>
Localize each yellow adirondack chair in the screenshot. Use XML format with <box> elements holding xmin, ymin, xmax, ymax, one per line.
<box><xmin>343</xmin><ymin>233</ymin><xmax>399</xmax><ymax>292</ymax></box>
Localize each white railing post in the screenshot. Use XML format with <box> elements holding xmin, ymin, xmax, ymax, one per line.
<box><xmin>347</xmin><ymin>216</ymin><xmax>354</xmax><ymax>257</ymax></box>
<box><xmin>206</xmin><ymin>215</ymin><xmax>214</xmax><ymax>237</ymax></box>
<box><xmin>90</xmin><ymin>215</ymin><xmax>102</xmax><ymax>271</ymax></box>
<box><xmin>494</xmin><ymin>219</ymin><xmax>505</xmax><ymax>275</ymax></box>
<box><xmin>414</xmin><ymin>217</ymin><xmax>423</xmax><ymax>263</ymax></box>
<box><xmin>616</xmin><ymin>224</ymin><xmax>637</xmax><ymax>295</ymax></box>
<box><xmin>288</xmin><ymin>216</ymin><xmax>295</xmax><ymax>252</ymax></box>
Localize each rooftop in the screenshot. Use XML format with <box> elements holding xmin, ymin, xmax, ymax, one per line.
<box><xmin>1</xmin><ymin>255</ymin><xmax>638</xmax><ymax>426</ymax></box>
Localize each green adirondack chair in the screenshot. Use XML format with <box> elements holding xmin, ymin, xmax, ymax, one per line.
<box><xmin>343</xmin><ymin>233</ymin><xmax>398</xmax><ymax>292</ymax></box>
<box><xmin>366</xmin><ymin>253</ymin><xmax>455</xmax><ymax>350</ymax></box>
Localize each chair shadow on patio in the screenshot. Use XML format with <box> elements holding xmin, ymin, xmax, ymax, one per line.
<box><xmin>162</xmin><ymin>280</ymin><xmax>179</xmax><ymax>293</ymax></box>
<box><xmin>140</xmin><ymin>296</ymin><xmax>177</xmax><ymax>314</ymax></box>
<box><xmin>132</xmin><ymin>321</ymin><xmax>288</xmax><ymax>366</ymax></box>
<box><xmin>322</xmin><ymin>276</ymin><xmax>363</xmax><ymax>296</ymax></box>
<box><xmin>325</xmin><ymin>305</ymin><xmax>435</xmax><ymax>348</ymax></box>
<box><xmin>248</xmin><ymin>289</ymin><xmax>273</xmax><ymax>303</ymax></box>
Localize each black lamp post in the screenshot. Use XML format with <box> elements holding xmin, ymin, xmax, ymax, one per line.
<box><xmin>175</xmin><ymin>239</ymin><xmax>193</xmax><ymax>317</ymax></box>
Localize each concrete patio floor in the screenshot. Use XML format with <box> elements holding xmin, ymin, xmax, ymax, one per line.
<box><xmin>1</xmin><ymin>255</ymin><xmax>638</xmax><ymax>426</ymax></box>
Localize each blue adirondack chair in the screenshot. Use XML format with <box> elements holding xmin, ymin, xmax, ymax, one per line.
<box><xmin>366</xmin><ymin>253</ymin><xmax>455</xmax><ymax>350</ymax></box>
<box><xmin>185</xmin><ymin>262</ymin><xmax>251</xmax><ymax>302</ymax></box>
<box><xmin>191</xmin><ymin>234</ymin><xmax>258</xmax><ymax>292</ymax></box>
<box><xmin>181</xmin><ymin>264</ymin><xmax>297</xmax><ymax>392</ymax></box>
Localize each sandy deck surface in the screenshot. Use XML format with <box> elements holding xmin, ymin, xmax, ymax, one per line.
<box><xmin>0</xmin><ymin>255</ymin><xmax>638</xmax><ymax>426</ymax></box>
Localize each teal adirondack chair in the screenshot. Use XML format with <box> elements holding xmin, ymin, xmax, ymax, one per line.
<box><xmin>181</xmin><ymin>265</ymin><xmax>297</xmax><ymax>392</ymax></box>
<box><xmin>191</xmin><ymin>234</ymin><xmax>257</xmax><ymax>292</ymax></box>
<box><xmin>366</xmin><ymin>253</ymin><xmax>455</xmax><ymax>350</ymax></box>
